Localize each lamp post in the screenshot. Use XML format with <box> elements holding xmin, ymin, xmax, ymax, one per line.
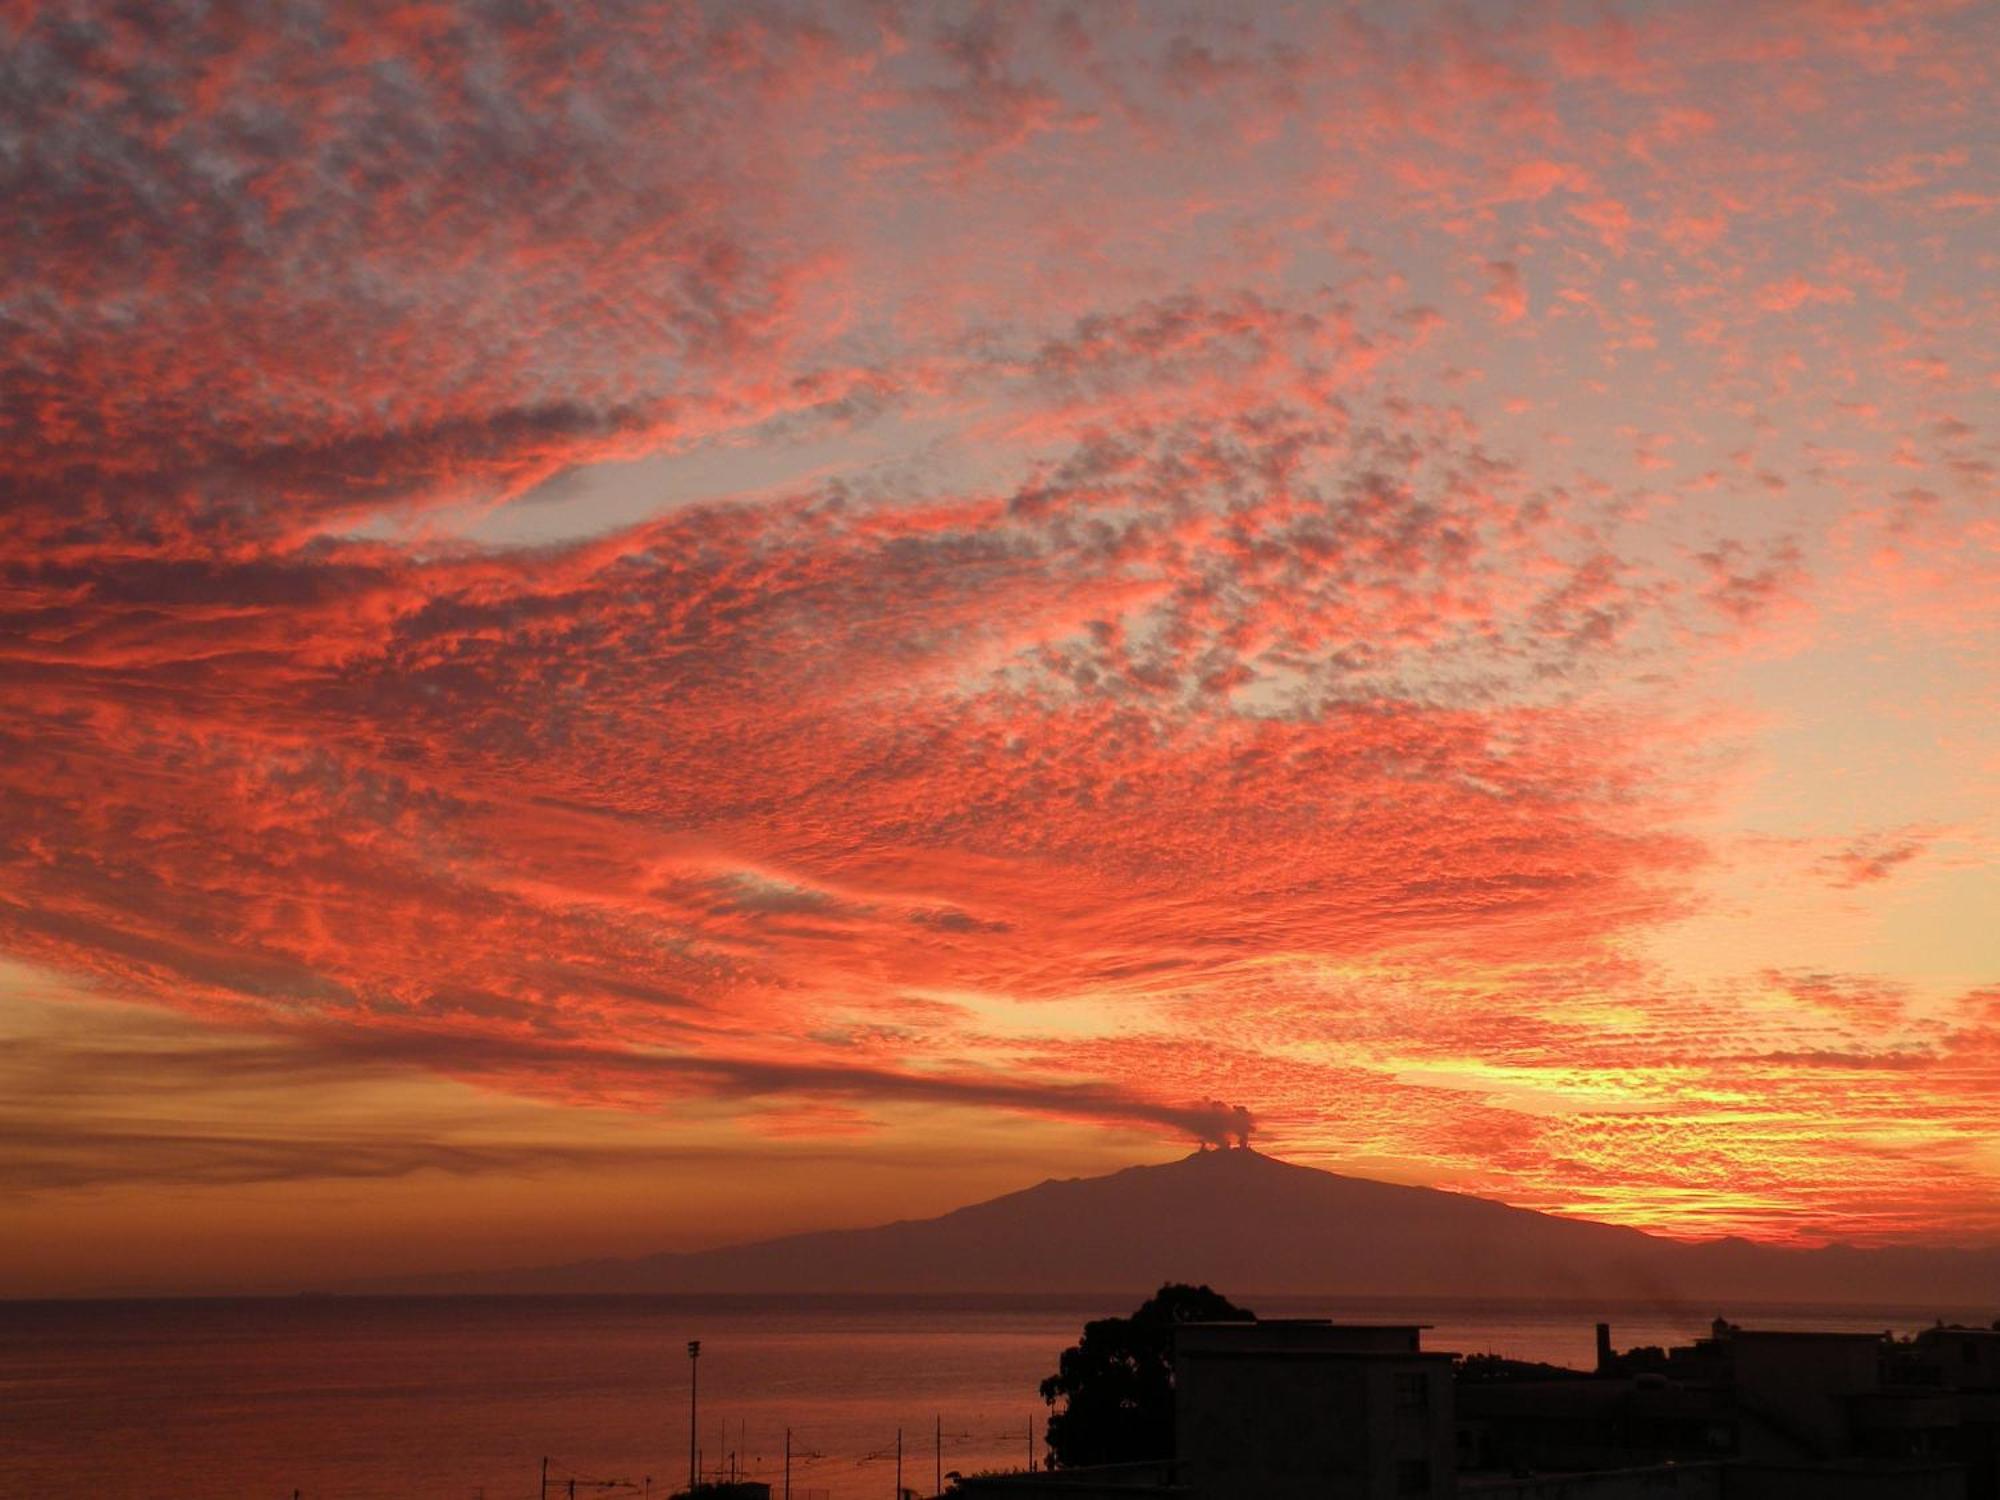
<box><xmin>687</xmin><ymin>1340</ymin><xmax>702</xmax><ymax>1493</ymax></box>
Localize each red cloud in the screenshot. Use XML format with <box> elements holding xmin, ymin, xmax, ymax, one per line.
<box><xmin>1483</xmin><ymin>260</ymin><xmax>1529</xmax><ymax>324</ymax></box>
<box><xmin>6</xmin><ymin>0</ymin><xmax>2000</xmax><ymax>1253</ymax></box>
<box><xmin>1818</xmin><ymin>835</ymin><xmax>1932</xmax><ymax>889</ymax></box>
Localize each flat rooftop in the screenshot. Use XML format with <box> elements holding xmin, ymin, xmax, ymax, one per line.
<box><xmin>1175</xmin><ymin>1321</ymin><xmax>1435</xmax><ymax>1355</ymax></box>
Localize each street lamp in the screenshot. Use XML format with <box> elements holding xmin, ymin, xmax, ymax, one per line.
<box><xmin>687</xmin><ymin>1340</ymin><xmax>701</xmax><ymax>1494</ymax></box>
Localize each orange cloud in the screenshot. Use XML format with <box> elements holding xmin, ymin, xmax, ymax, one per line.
<box><xmin>5</xmin><ymin>0</ymin><xmax>1999</xmax><ymax>1268</ymax></box>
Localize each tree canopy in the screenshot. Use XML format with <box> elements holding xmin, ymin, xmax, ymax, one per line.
<box><xmin>1038</xmin><ymin>1282</ymin><xmax>1255</xmax><ymax>1469</ymax></box>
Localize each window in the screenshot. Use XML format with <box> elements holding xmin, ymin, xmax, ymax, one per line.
<box><xmin>1395</xmin><ymin>1371</ymin><xmax>1430</xmax><ymax>1412</ymax></box>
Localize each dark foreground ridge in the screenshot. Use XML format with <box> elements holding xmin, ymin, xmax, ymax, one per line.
<box><xmin>357</xmin><ymin>1145</ymin><xmax>2000</xmax><ymax>1303</ymax></box>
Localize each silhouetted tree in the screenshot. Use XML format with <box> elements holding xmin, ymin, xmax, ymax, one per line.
<box><xmin>1038</xmin><ymin>1283</ymin><xmax>1254</xmax><ymax>1469</ymax></box>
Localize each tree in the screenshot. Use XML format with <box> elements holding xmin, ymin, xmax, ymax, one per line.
<box><xmin>1038</xmin><ymin>1283</ymin><xmax>1255</xmax><ymax>1469</ymax></box>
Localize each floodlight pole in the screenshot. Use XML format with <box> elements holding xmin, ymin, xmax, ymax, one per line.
<box><xmin>687</xmin><ymin>1340</ymin><xmax>702</xmax><ymax>1493</ymax></box>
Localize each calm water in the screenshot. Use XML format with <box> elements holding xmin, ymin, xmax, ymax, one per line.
<box><xmin>1</xmin><ymin>1293</ymin><xmax>1982</xmax><ymax>1500</ymax></box>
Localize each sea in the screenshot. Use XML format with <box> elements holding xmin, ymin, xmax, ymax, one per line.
<box><xmin>1</xmin><ymin>1292</ymin><xmax>1986</xmax><ymax>1500</ymax></box>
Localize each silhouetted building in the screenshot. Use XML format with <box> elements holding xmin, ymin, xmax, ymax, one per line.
<box><xmin>955</xmin><ymin>1314</ymin><xmax>2000</xmax><ymax>1500</ymax></box>
<box><xmin>1175</xmin><ymin>1322</ymin><xmax>1455</xmax><ymax>1499</ymax></box>
<box><xmin>1871</xmin><ymin>1326</ymin><xmax>2000</xmax><ymax>1499</ymax></box>
<box><xmin>958</xmin><ymin>1321</ymin><xmax>1455</xmax><ymax>1500</ymax></box>
<box><xmin>1464</xmin><ymin>1319</ymin><xmax>1996</xmax><ymax>1500</ymax></box>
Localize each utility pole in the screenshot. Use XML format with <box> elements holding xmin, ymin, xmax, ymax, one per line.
<box><xmin>935</xmin><ymin>1413</ymin><xmax>942</xmax><ymax>1498</ymax></box>
<box><xmin>541</xmin><ymin>1456</ymin><xmax>549</xmax><ymax>1500</ymax></box>
<box><xmin>784</xmin><ymin>1427</ymin><xmax>791</xmax><ymax>1500</ymax></box>
<box><xmin>895</xmin><ymin>1427</ymin><xmax>902</xmax><ymax>1499</ymax></box>
<box><xmin>687</xmin><ymin>1340</ymin><xmax>702</xmax><ymax>1494</ymax></box>
<box><xmin>1027</xmin><ymin>1416</ymin><xmax>1034</xmax><ymax>1473</ymax></box>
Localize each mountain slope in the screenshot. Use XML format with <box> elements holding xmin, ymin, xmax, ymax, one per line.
<box><xmin>366</xmin><ymin>1147</ymin><xmax>2000</xmax><ymax>1306</ymax></box>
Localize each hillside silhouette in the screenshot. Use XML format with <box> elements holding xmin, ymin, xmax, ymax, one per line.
<box><xmin>364</xmin><ymin>1146</ymin><xmax>2000</xmax><ymax>1304</ymax></box>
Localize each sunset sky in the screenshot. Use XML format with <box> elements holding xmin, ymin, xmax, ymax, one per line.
<box><xmin>4</xmin><ymin>0</ymin><xmax>1998</xmax><ymax>1297</ymax></box>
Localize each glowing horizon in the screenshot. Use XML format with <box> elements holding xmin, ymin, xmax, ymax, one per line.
<box><xmin>3</xmin><ymin>0</ymin><xmax>1997</xmax><ymax>1296</ymax></box>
